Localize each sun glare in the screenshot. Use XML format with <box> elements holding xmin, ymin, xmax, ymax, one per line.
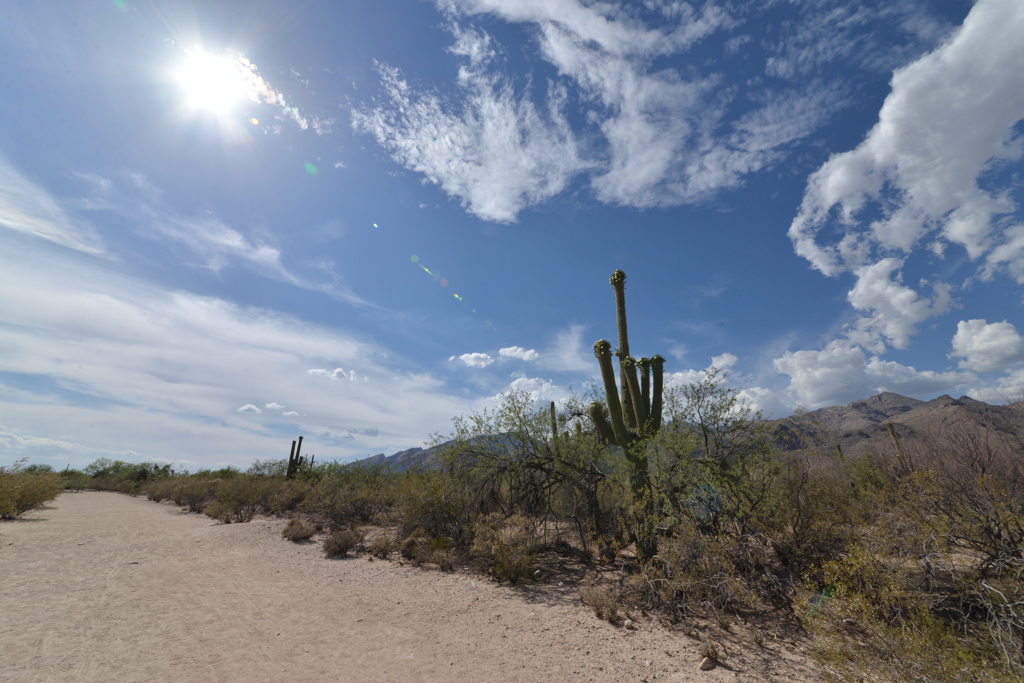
<box><xmin>175</xmin><ymin>48</ymin><xmax>257</xmax><ymax>116</ymax></box>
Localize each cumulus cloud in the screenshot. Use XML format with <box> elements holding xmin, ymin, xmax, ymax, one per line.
<box><xmin>489</xmin><ymin>376</ymin><xmax>568</xmax><ymax>406</ymax></box>
<box><xmin>950</xmin><ymin>319</ymin><xmax>1024</xmax><ymax>372</ymax></box>
<box><xmin>282</xmin><ymin>411</ymin><xmax>300</xmax><ymax>417</ymax></box>
<box><xmin>710</xmin><ymin>352</ymin><xmax>737</xmax><ymax>370</ymax></box>
<box><xmin>265</xmin><ymin>402</ymin><xmax>284</xmax><ymax>409</ymax></box>
<box><xmin>785</xmin><ymin>0</ymin><xmax>1024</xmax><ymax>356</ymax></box>
<box><xmin>237</xmin><ymin>404</ymin><xmax>262</xmax><ymax>413</ymax></box>
<box><xmin>844</xmin><ymin>258</ymin><xmax>955</xmax><ymax>351</ymax></box>
<box><xmin>774</xmin><ymin>340</ymin><xmax>969</xmax><ymax>407</ymax></box>
<box><xmin>499</xmin><ymin>346</ymin><xmax>539</xmax><ymax>361</ymax></box>
<box><xmin>308</xmin><ymin>368</ymin><xmax>359</xmax><ymax>381</ymax></box>
<box><xmin>789</xmin><ymin>0</ymin><xmax>1024</xmax><ymax>278</ymax></box>
<box><xmin>450</xmin><ymin>352</ymin><xmax>494</xmax><ymax>368</ymax></box>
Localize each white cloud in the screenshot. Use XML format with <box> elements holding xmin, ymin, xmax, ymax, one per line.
<box><xmin>237</xmin><ymin>404</ymin><xmax>262</xmax><ymax>414</ymax></box>
<box><xmin>710</xmin><ymin>352</ymin><xmax>737</xmax><ymax>370</ymax></box>
<box><xmin>352</xmin><ymin>59</ymin><xmax>583</xmax><ymax>222</ymax></box>
<box><xmin>844</xmin><ymin>258</ymin><xmax>954</xmax><ymax>351</ymax></box>
<box><xmin>282</xmin><ymin>411</ymin><xmax>300</xmax><ymax>417</ymax></box>
<box><xmin>0</xmin><ymin>238</ymin><xmax>472</xmax><ymax>468</ymax></box>
<box><xmin>0</xmin><ymin>156</ymin><xmax>103</xmax><ymax>254</ymax></box>
<box><xmin>356</xmin><ymin>1</ymin><xmax>843</xmax><ymax>221</ymax></box>
<box><xmin>789</xmin><ymin>0</ymin><xmax>1024</xmax><ymax>277</ymax></box>
<box><xmin>451</xmin><ymin>352</ymin><xmax>494</xmax><ymax>368</ymax></box>
<box><xmin>308</xmin><ymin>368</ymin><xmax>359</xmax><ymax>381</ymax></box>
<box><xmin>773</xmin><ymin>340</ymin><xmax>970</xmax><ymax>408</ymax></box>
<box><xmin>499</xmin><ymin>346</ymin><xmax>539</xmax><ymax>361</ymax></box>
<box><xmin>265</xmin><ymin>402</ymin><xmax>284</xmax><ymax>409</ymax></box>
<box><xmin>488</xmin><ymin>376</ymin><xmax>568</xmax><ymax>407</ymax></box>
<box><xmin>539</xmin><ymin>324</ymin><xmax>593</xmax><ymax>373</ymax></box>
<box><xmin>950</xmin><ymin>319</ymin><xmax>1024</xmax><ymax>372</ymax></box>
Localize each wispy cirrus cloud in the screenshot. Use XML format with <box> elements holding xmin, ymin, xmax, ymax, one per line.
<box><xmin>0</xmin><ymin>156</ymin><xmax>104</xmax><ymax>254</ymax></box>
<box><xmin>70</xmin><ymin>168</ymin><xmax>369</xmax><ymax>307</ymax></box>
<box><xmin>354</xmin><ymin>0</ymin><xmax>876</xmax><ymax>221</ymax></box>
<box><xmin>0</xmin><ymin>239</ymin><xmax>471</xmax><ymax>467</ymax></box>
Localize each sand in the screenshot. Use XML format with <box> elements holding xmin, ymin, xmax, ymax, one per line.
<box><xmin>0</xmin><ymin>492</ymin><xmax>821</xmax><ymax>682</ymax></box>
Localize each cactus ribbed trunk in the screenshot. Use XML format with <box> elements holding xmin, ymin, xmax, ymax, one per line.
<box><xmin>591</xmin><ymin>270</ymin><xmax>664</xmax><ymax>563</ymax></box>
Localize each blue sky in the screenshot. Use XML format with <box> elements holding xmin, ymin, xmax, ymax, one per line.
<box><xmin>2</xmin><ymin>0</ymin><xmax>1023</xmax><ymax>471</ymax></box>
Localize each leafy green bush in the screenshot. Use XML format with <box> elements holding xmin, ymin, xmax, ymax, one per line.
<box><xmin>0</xmin><ymin>462</ymin><xmax>62</xmax><ymax>519</ymax></box>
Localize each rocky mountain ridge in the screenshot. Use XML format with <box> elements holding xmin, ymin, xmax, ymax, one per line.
<box><xmin>354</xmin><ymin>392</ymin><xmax>1023</xmax><ymax>471</ymax></box>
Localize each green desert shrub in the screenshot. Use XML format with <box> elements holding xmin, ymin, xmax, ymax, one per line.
<box><xmin>282</xmin><ymin>518</ymin><xmax>316</xmax><ymax>542</ymax></box>
<box><xmin>389</xmin><ymin>471</ymin><xmax>476</xmax><ymax>549</ymax></box>
<box><xmin>471</xmin><ymin>513</ymin><xmax>538</xmax><ymax>584</ymax></box>
<box><xmin>0</xmin><ymin>462</ymin><xmax>62</xmax><ymax>519</ymax></box>
<box><xmin>632</xmin><ymin>523</ymin><xmax>763</xmax><ymax>616</ymax></box>
<box><xmin>172</xmin><ymin>477</ymin><xmax>217</xmax><ymax>513</ymax></box>
<box><xmin>303</xmin><ymin>466</ymin><xmax>395</xmax><ymax>527</ymax></box>
<box><xmin>212</xmin><ymin>477</ymin><xmax>266</xmax><ymax>523</ymax></box>
<box><xmin>323</xmin><ymin>528</ymin><xmax>360</xmax><ymax>558</ymax></box>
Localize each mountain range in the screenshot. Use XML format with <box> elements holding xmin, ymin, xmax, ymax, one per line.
<box><xmin>353</xmin><ymin>392</ymin><xmax>1023</xmax><ymax>471</ymax></box>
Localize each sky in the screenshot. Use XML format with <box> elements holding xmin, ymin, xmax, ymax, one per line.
<box><xmin>2</xmin><ymin>0</ymin><xmax>1023</xmax><ymax>472</ymax></box>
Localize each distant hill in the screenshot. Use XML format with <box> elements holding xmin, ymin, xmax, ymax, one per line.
<box><xmin>775</xmin><ymin>391</ymin><xmax>1023</xmax><ymax>457</ymax></box>
<box><xmin>353</xmin><ymin>445</ymin><xmax>442</xmax><ymax>473</ymax></box>
<box><xmin>352</xmin><ymin>392</ymin><xmax>1023</xmax><ymax>470</ymax></box>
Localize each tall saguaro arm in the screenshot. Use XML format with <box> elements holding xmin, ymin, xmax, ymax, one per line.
<box><xmin>591</xmin><ymin>270</ymin><xmax>666</xmax><ymax>563</ymax></box>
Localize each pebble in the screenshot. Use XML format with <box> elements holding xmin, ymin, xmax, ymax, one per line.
<box><xmin>624</xmin><ymin>619</ymin><xmax>635</xmax><ymax>629</ymax></box>
<box><xmin>699</xmin><ymin>657</ymin><xmax>715</xmax><ymax>671</ymax></box>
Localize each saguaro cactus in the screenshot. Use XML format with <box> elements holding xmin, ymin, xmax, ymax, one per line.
<box><xmin>590</xmin><ymin>270</ymin><xmax>665</xmax><ymax>562</ymax></box>
<box><xmin>286</xmin><ymin>436</ymin><xmax>313</xmax><ymax>479</ymax></box>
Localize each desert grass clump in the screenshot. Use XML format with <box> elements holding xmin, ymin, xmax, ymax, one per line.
<box><xmin>0</xmin><ymin>462</ymin><xmax>62</xmax><ymax>519</ymax></box>
<box><xmin>366</xmin><ymin>533</ymin><xmax>395</xmax><ymax>559</ymax></box>
<box><xmin>580</xmin><ymin>585</ymin><xmax>621</xmax><ymax>624</ymax></box>
<box><xmin>698</xmin><ymin>641</ymin><xmax>719</xmax><ymax>663</ymax></box>
<box><xmin>323</xmin><ymin>528</ymin><xmax>360</xmax><ymax>558</ymax></box>
<box><xmin>282</xmin><ymin>518</ymin><xmax>316</xmax><ymax>543</ymax></box>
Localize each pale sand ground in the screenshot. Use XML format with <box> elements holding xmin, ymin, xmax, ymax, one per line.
<box><xmin>0</xmin><ymin>492</ymin><xmax>822</xmax><ymax>682</ymax></box>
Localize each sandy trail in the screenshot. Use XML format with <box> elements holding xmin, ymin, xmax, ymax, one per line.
<box><xmin>0</xmin><ymin>492</ymin><xmax>817</xmax><ymax>682</ymax></box>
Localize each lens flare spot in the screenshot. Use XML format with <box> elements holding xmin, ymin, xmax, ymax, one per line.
<box><xmin>304</xmin><ymin>162</ymin><xmax>319</xmax><ymax>175</ymax></box>
<box><xmin>373</xmin><ymin>223</ymin><xmax>379</xmax><ymax>229</ymax></box>
<box><xmin>454</xmin><ymin>294</ymin><xmax>462</xmax><ymax>300</ymax></box>
<box><xmin>113</xmin><ymin>0</ymin><xmax>126</xmax><ymax>9</ymax></box>
<box><xmin>439</xmin><ymin>279</ymin><xmax>448</xmax><ymax>287</ymax></box>
<box><xmin>250</xmin><ymin>117</ymin><xmax>259</xmax><ymax>125</ymax></box>
<box><xmin>411</xmin><ymin>255</ymin><xmax>420</xmax><ymax>263</ymax></box>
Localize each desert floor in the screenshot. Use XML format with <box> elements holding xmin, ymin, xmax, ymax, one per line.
<box><xmin>1</xmin><ymin>492</ymin><xmax>821</xmax><ymax>682</ymax></box>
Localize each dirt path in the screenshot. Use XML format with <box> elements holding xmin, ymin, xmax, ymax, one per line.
<box><xmin>0</xmin><ymin>492</ymin><xmax>818</xmax><ymax>682</ymax></box>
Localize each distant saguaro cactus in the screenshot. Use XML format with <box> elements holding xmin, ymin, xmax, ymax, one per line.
<box><xmin>590</xmin><ymin>270</ymin><xmax>664</xmax><ymax>562</ymax></box>
<box><xmin>286</xmin><ymin>436</ymin><xmax>313</xmax><ymax>479</ymax></box>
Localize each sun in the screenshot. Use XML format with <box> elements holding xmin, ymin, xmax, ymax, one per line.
<box><xmin>175</xmin><ymin>48</ymin><xmax>258</xmax><ymax>116</ymax></box>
